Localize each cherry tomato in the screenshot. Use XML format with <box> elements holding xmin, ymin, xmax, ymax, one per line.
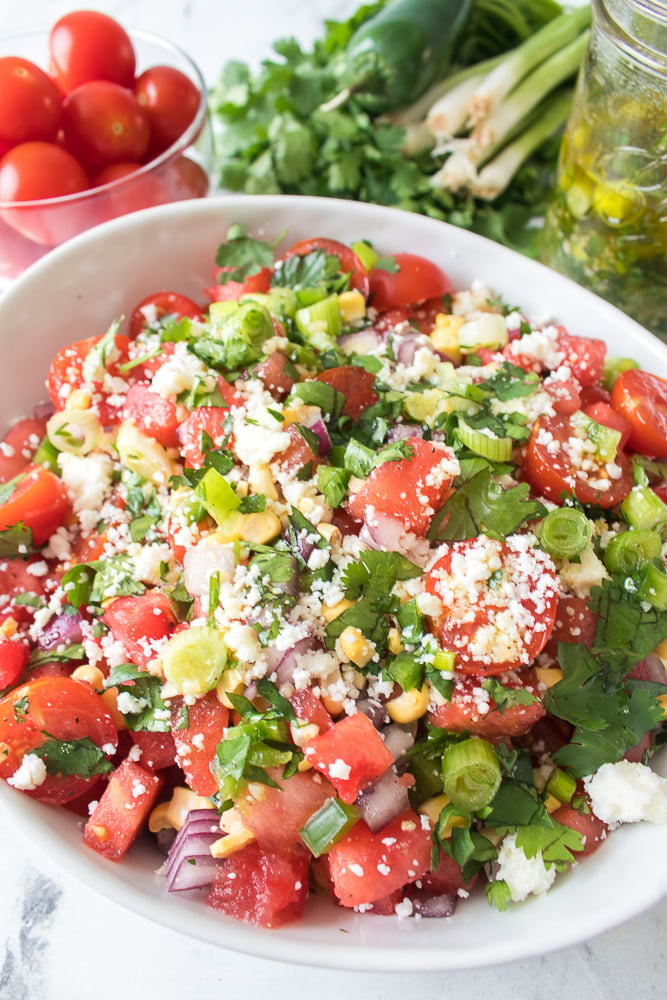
<box><xmin>278</xmin><ymin>238</ymin><xmax>369</xmax><ymax>298</ymax></box>
<box><xmin>0</xmin><ymin>638</ymin><xmax>29</xmax><ymax>691</ymax></box>
<box><xmin>0</xmin><ymin>57</ymin><xmax>62</xmax><ymax>146</ymax></box>
<box><xmin>46</xmin><ymin>333</ymin><xmax>137</xmax><ymax>424</ymax></box>
<box><xmin>168</xmin><ymin>155</ymin><xmax>209</xmax><ymax>199</ymax></box>
<box><xmin>611</xmin><ymin>369</ymin><xmax>667</xmax><ymax>458</ymax></box>
<box><xmin>134</xmin><ymin>65</ymin><xmax>201</xmax><ymax>156</ymax></box>
<box><xmin>123</xmin><ymin>383</ymin><xmax>180</xmax><ymax>448</ymax></box>
<box><xmin>0</xmin><ymin>141</ymin><xmax>89</xmax><ymax>202</ymax></box>
<box><xmin>0</xmin><ymin>557</ymin><xmax>48</xmax><ymax>625</ymax></box>
<box><xmin>556</xmin><ymin>332</ymin><xmax>606</xmax><ymax>388</ymax></box>
<box><xmin>428</xmin><ymin>669</ymin><xmax>545</xmax><ymax>738</ymax></box>
<box><xmin>93</xmin><ymin>162</ymin><xmax>142</xmax><ymax>186</ymax></box>
<box><xmin>128</xmin><ymin>291</ymin><xmax>204</xmax><ymax>338</ymax></box>
<box><xmin>425</xmin><ymin>535</ymin><xmax>559</xmax><ymax>675</ymax></box>
<box><xmin>0</xmin><ymin>416</ymin><xmax>48</xmax><ymax>482</ymax></box>
<box><xmin>206</xmin><ymin>266</ymin><xmax>272</xmax><ymax>303</ymax></box>
<box><xmin>523</xmin><ymin>412</ymin><xmax>633</xmax><ymax>508</ymax></box>
<box><xmin>0</xmin><ymin>676</ymin><xmax>118</xmax><ymax>805</ymax></box>
<box><xmin>0</xmin><ymin>464</ymin><xmax>70</xmax><ymax>546</ymax></box>
<box><xmin>368</xmin><ymin>253</ymin><xmax>452</xmax><ymax>312</ymax></box>
<box><xmin>315</xmin><ymin>366</ymin><xmax>379</xmax><ymax>420</ymax></box>
<box><xmin>583</xmin><ymin>400</ymin><xmax>632</xmax><ymax>451</ymax></box>
<box><xmin>49</xmin><ymin>11</ymin><xmax>136</xmax><ymax>93</ymax></box>
<box><xmin>62</xmin><ymin>81</ymin><xmax>150</xmax><ymax>172</ymax></box>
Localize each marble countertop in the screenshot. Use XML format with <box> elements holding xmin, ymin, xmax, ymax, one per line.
<box><xmin>1</xmin><ymin>2</ymin><xmax>666</xmax><ymax>997</ymax></box>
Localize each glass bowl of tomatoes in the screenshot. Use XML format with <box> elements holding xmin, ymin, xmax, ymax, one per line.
<box><xmin>0</xmin><ymin>11</ymin><xmax>213</xmax><ymax>284</ymax></box>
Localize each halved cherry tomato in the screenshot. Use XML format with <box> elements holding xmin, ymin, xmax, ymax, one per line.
<box><xmin>46</xmin><ymin>332</ymin><xmax>136</xmax><ymax>421</ymax></box>
<box><xmin>206</xmin><ymin>266</ymin><xmax>272</xmax><ymax>303</ymax></box>
<box><xmin>611</xmin><ymin>369</ymin><xmax>667</xmax><ymax>458</ymax></box>
<box><xmin>346</xmin><ymin>437</ymin><xmax>456</xmax><ymax>536</ymax></box>
<box><xmin>49</xmin><ymin>10</ymin><xmax>136</xmax><ymax>93</ymax></box>
<box><xmin>315</xmin><ymin>365</ymin><xmax>379</xmax><ymax>420</ymax></box>
<box><xmin>556</xmin><ymin>333</ymin><xmax>606</xmax><ymax>388</ymax></box>
<box><xmin>178</xmin><ymin>406</ymin><xmax>231</xmax><ymax>468</ymax></box>
<box><xmin>0</xmin><ymin>464</ymin><xmax>70</xmax><ymax>546</ymax></box>
<box><xmin>0</xmin><ymin>676</ymin><xmax>118</xmax><ymax>805</ymax></box>
<box><xmin>0</xmin><ymin>57</ymin><xmax>62</xmax><ymax>146</ymax></box>
<box><xmin>0</xmin><ymin>416</ymin><xmax>48</xmax><ymax>482</ymax></box>
<box><xmin>128</xmin><ymin>290</ymin><xmax>204</xmax><ymax>338</ymax></box>
<box><xmin>278</xmin><ymin>238</ymin><xmax>369</xmax><ymax>298</ymax></box>
<box><xmin>425</xmin><ymin>536</ymin><xmax>559</xmax><ymax>675</ymax></box>
<box><xmin>62</xmin><ymin>81</ymin><xmax>150</xmax><ymax>172</ymax></box>
<box><xmin>583</xmin><ymin>401</ymin><xmax>632</xmax><ymax>451</ymax></box>
<box><xmin>369</xmin><ymin>253</ymin><xmax>452</xmax><ymax>312</ymax></box>
<box><xmin>523</xmin><ymin>412</ymin><xmax>634</xmax><ymax>508</ymax></box>
<box><xmin>428</xmin><ymin>669</ymin><xmax>546</xmax><ymax>738</ymax></box>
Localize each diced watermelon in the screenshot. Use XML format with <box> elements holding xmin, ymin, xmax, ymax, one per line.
<box><xmin>83</xmin><ymin>758</ymin><xmax>162</xmax><ymax>861</ymax></box>
<box><xmin>303</xmin><ymin>712</ymin><xmax>394</xmax><ymax>804</ymax></box>
<box><xmin>206</xmin><ymin>842</ymin><xmax>310</xmax><ymax>928</ymax></box>
<box><xmin>240</xmin><ymin>768</ymin><xmax>335</xmax><ymax>852</ymax></box>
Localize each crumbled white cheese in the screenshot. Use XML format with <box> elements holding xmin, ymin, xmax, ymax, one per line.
<box><xmin>584</xmin><ymin>761</ymin><xmax>667</xmax><ymax>827</ymax></box>
<box><xmin>58</xmin><ymin>451</ymin><xmax>114</xmax><ymax>533</ymax></box>
<box><xmin>8</xmin><ymin>753</ymin><xmax>47</xmax><ymax>791</ymax></box>
<box><xmin>495</xmin><ymin>832</ymin><xmax>556</xmax><ymax>902</ymax></box>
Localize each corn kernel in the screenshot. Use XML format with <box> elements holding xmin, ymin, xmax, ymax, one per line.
<box><xmin>317</xmin><ymin>521</ymin><xmax>342</xmax><ymax>547</ymax></box>
<box><xmin>237</xmin><ymin>510</ymin><xmax>282</xmax><ymax>544</ymax></box>
<box><xmin>338</xmin><ymin>289</ymin><xmax>366</xmax><ymax>322</ymax></box>
<box><xmin>210</xmin><ymin>828</ymin><xmax>255</xmax><ymax>858</ymax></box>
<box><xmin>321</xmin><ymin>695</ymin><xmax>344</xmax><ymax>717</ymax></box>
<box><xmin>163</xmin><ymin>786</ymin><xmax>214</xmax><ymax>831</ymax></box>
<box><xmin>216</xmin><ymin>667</ymin><xmax>246</xmax><ymax>709</ymax></box>
<box><xmin>658</xmin><ymin>693</ymin><xmax>667</xmax><ymax>718</ymax></box>
<box><xmin>386</xmin><ymin>685</ymin><xmax>430</xmax><ymax>724</ymax></box>
<box><xmin>544</xmin><ymin>793</ymin><xmax>562</xmax><ymax>814</ymax></box>
<box><xmin>387</xmin><ymin>627</ymin><xmax>403</xmax><ymax>655</ymax></box>
<box><xmin>338</xmin><ymin>625</ymin><xmax>376</xmax><ymax>668</ymax></box>
<box><xmin>0</xmin><ymin>618</ymin><xmax>17</xmax><ymax>639</ymax></box>
<box><xmin>430</xmin><ymin>314</ymin><xmax>464</xmax><ymax>364</ymax></box>
<box><xmin>71</xmin><ymin>664</ymin><xmax>105</xmax><ymax>691</ymax></box>
<box><xmin>101</xmin><ymin>687</ymin><xmax>127</xmax><ymax>731</ymax></box>
<box><xmin>321</xmin><ymin>597</ymin><xmax>355</xmax><ymax>622</ymax></box>
<box><xmin>534</xmin><ymin>667</ymin><xmax>564</xmax><ymax>689</ymax></box>
<box><xmin>65</xmin><ymin>388</ymin><xmax>92</xmax><ymax>410</ymax></box>
<box><xmin>148</xmin><ymin>801</ymin><xmax>173</xmax><ymax>834</ymax></box>
<box><xmin>248</xmin><ymin>463</ymin><xmax>279</xmax><ymax>501</ymax></box>
<box><xmin>418</xmin><ymin>794</ymin><xmax>468</xmax><ymax>835</ymax></box>
<box><xmin>655</xmin><ymin>638</ymin><xmax>667</xmax><ymax>660</ymax></box>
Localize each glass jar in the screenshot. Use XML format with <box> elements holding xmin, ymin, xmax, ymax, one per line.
<box><xmin>541</xmin><ymin>0</ymin><xmax>667</xmax><ymax>338</ymax></box>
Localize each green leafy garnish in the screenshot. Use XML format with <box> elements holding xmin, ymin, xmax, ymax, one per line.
<box><xmin>105</xmin><ymin>663</ymin><xmax>171</xmax><ymax>733</ymax></box>
<box><xmin>35</xmin><ymin>734</ymin><xmax>114</xmax><ymax>779</ymax></box>
<box><xmin>429</xmin><ymin>468</ymin><xmax>546</xmax><ymax>542</ymax></box>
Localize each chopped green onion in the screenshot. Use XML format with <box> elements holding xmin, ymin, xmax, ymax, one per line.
<box><xmin>350</xmin><ymin>240</ymin><xmax>379</xmax><ymax>272</ymax></box>
<box><xmin>603</xmin><ymin>529</ymin><xmax>662</xmax><ymax>575</ymax></box>
<box><xmin>295</xmin><ymin>294</ymin><xmax>342</xmax><ymax>349</ymax></box>
<box><xmin>161</xmin><ymin>625</ymin><xmax>228</xmax><ymax>697</ymax></box>
<box><xmin>456</xmin><ymin>419</ymin><xmax>512</xmax><ymax>462</ymax></box>
<box><xmin>539</xmin><ymin>507</ymin><xmax>591</xmax><ymax>560</ymax></box>
<box><xmin>637</xmin><ymin>563</ymin><xmax>667</xmax><ymax>611</ymax></box>
<box><xmin>32</xmin><ymin>435</ymin><xmax>60</xmax><ymax>472</ymax></box>
<box><xmin>432</xmin><ymin>649</ymin><xmax>456</xmax><ymax>673</ymax></box>
<box><xmin>240</xmin><ymin>287</ymin><xmax>298</xmax><ymax>322</ymax></box>
<box><xmin>620</xmin><ymin>485</ymin><xmax>667</xmax><ymax>538</ymax></box>
<box><xmin>602</xmin><ymin>356</ymin><xmax>640</xmax><ymax>391</ymax></box>
<box><xmin>441</xmin><ymin>737</ymin><xmax>501</xmax><ymax>813</ymax></box>
<box><xmin>299</xmin><ymin>797</ymin><xmax>361</xmax><ymax>856</ymax></box>
<box><xmin>545</xmin><ymin>767</ymin><xmax>576</xmax><ymax>805</ymax></box>
<box><xmin>195</xmin><ymin>468</ymin><xmax>241</xmax><ymax>527</ymax></box>
<box><xmin>570</xmin><ymin>409</ymin><xmax>621</xmax><ymax>463</ymax></box>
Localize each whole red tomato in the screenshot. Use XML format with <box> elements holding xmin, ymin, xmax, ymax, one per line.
<box><xmin>0</xmin><ymin>56</ymin><xmax>62</xmax><ymax>146</ymax></box>
<box><xmin>49</xmin><ymin>10</ymin><xmax>136</xmax><ymax>93</ymax></box>
<box><xmin>62</xmin><ymin>81</ymin><xmax>150</xmax><ymax>172</ymax></box>
<box><xmin>0</xmin><ymin>141</ymin><xmax>89</xmax><ymax>201</ymax></box>
<box><xmin>135</xmin><ymin>65</ymin><xmax>202</xmax><ymax>156</ymax></box>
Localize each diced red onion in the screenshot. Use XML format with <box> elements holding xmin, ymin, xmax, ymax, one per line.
<box><xmin>628</xmin><ymin>653</ymin><xmax>667</xmax><ymax>685</ymax></box>
<box><xmin>301</xmin><ymin>408</ymin><xmax>332</xmax><ymax>456</ymax></box>
<box><xmin>356</xmin><ymin>698</ymin><xmax>387</xmax><ymax>729</ymax></box>
<box><xmin>276</xmin><ymin>635</ymin><xmax>313</xmax><ymax>686</ymax></box>
<box><xmin>183</xmin><ymin>539</ymin><xmax>236</xmax><ymax>599</ymax></box>
<box><xmin>37</xmin><ymin>611</ymin><xmax>84</xmax><ymax>650</ymax></box>
<box><xmin>339</xmin><ymin>329</ymin><xmax>384</xmax><ymax>356</ymax></box>
<box><xmin>165</xmin><ymin>808</ymin><xmax>221</xmax><ymax>892</ymax></box>
<box><xmin>387</xmin><ymin>424</ymin><xmax>423</xmax><ymax>443</ymax></box>
<box><xmin>409</xmin><ymin>891</ymin><xmax>457</xmax><ymax>918</ymax></box>
<box><xmin>360</xmin><ymin>511</ymin><xmax>430</xmax><ymax>564</ymax></box>
<box><xmin>33</xmin><ymin>401</ymin><xmax>55</xmax><ymax>421</ymax></box>
<box><xmin>381</xmin><ymin>723</ymin><xmax>415</xmax><ymax>761</ymax></box>
<box><xmin>356</xmin><ymin>768</ymin><xmax>410</xmax><ymax>832</ymax></box>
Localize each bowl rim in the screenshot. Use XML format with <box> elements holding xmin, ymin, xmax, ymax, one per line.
<box><xmin>1</xmin><ymin>193</ymin><xmax>667</xmax><ymax>972</ymax></box>
<box><xmin>0</xmin><ymin>25</ymin><xmax>210</xmax><ymax>209</ymax></box>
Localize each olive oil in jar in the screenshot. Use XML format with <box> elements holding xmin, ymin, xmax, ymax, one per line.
<box><xmin>541</xmin><ymin>0</ymin><xmax>667</xmax><ymax>338</ymax></box>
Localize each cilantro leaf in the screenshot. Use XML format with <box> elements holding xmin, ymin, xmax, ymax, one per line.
<box><xmin>35</xmin><ymin>734</ymin><xmax>114</xmax><ymax>779</ymax></box>
<box><xmin>481</xmin><ymin>678</ymin><xmax>539</xmax><ymax>712</ymax></box>
<box><xmin>0</xmin><ymin>522</ymin><xmax>34</xmax><ymax>557</ymax></box>
<box><xmin>105</xmin><ymin>664</ymin><xmax>171</xmax><ymax>732</ymax></box>
<box><xmin>215</xmin><ymin>227</ymin><xmax>275</xmax><ymax>284</ymax></box>
<box><xmin>428</xmin><ymin>468</ymin><xmax>546</xmax><ymax>543</ymax></box>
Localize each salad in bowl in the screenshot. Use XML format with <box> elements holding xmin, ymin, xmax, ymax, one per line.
<box><xmin>0</xmin><ymin>196</ymin><xmax>666</xmax><ymax>970</ymax></box>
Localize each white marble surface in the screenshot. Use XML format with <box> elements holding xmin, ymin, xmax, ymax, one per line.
<box><xmin>1</xmin><ymin>2</ymin><xmax>667</xmax><ymax>997</ymax></box>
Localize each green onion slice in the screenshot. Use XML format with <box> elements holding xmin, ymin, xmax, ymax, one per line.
<box><xmin>545</xmin><ymin>767</ymin><xmax>576</xmax><ymax>805</ymax></box>
<box><xmin>441</xmin><ymin>737</ymin><xmax>501</xmax><ymax>813</ymax></box>
<box><xmin>299</xmin><ymin>797</ymin><xmax>361</xmax><ymax>857</ymax></box>
<box><xmin>637</xmin><ymin>562</ymin><xmax>667</xmax><ymax>611</ymax></box>
<box><xmin>603</xmin><ymin>529</ymin><xmax>662</xmax><ymax>575</ymax></box>
<box><xmin>540</xmin><ymin>507</ymin><xmax>591</xmax><ymax>560</ymax></box>
<box><xmin>456</xmin><ymin>419</ymin><xmax>512</xmax><ymax>462</ymax></box>
<box><xmin>620</xmin><ymin>485</ymin><xmax>667</xmax><ymax>538</ymax></box>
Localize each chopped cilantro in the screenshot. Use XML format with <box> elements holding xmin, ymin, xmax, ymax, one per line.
<box><xmin>428</xmin><ymin>468</ymin><xmax>546</xmax><ymax>543</ymax></box>
<box><xmin>35</xmin><ymin>734</ymin><xmax>114</xmax><ymax>779</ymax></box>
<box><xmin>105</xmin><ymin>663</ymin><xmax>171</xmax><ymax>733</ymax></box>
<box><xmin>215</xmin><ymin>225</ymin><xmax>275</xmax><ymax>284</ymax></box>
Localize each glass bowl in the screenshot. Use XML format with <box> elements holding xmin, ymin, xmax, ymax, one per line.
<box><xmin>0</xmin><ymin>26</ymin><xmax>213</xmax><ymax>284</ymax></box>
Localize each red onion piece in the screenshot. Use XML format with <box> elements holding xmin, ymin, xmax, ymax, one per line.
<box><xmin>409</xmin><ymin>891</ymin><xmax>457</xmax><ymax>918</ymax></box>
<box><xmin>339</xmin><ymin>329</ymin><xmax>384</xmax><ymax>356</ymax></box>
<box><xmin>33</xmin><ymin>401</ymin><xmax>55</xmax><ymax>421</ymax></box>
<box><xmin>356</xmin><ymin>698</ymin><xmax>387</xmax><ymax>729</ymax></box>
<box><xmin>360</xmin><ymin>511</ymin><xmax>430</xmax><ymax>564</ymax></box>
<box><xmin>166</xmin><ymin>855</ymin><xmax>221</xmax><ymax>892</ymax></box>
<box><xmin>183</xmin><ymin>539</ymin><xmax>236</xmax><ymax>599</ymax></box>
<box><xmin>628</xmin><ymin>653</ymin><xmax>667</xmax><ymax>684</ymax></box>
<box><xmin>276</xmin><ymin>635</ymin><xmax>313</xmax><ymax>686</ymax></box>
<box><xmin>165</xmin><ymin>808</ymin><xmax>221</xmax><ymax>892</ymax></box>
<box><xmin>37</xmin><ymin>611</ymin><xmax>84</xmax><ymax>650</ymax></box>
<box><xmin>356</xmin><ymin>768</ymin><xmax>410</xmax><ymax>832</ymax></box>
<box><xmin>388</xmin><ymin>424</ymin><xmax>423</xmax><ymax>443</ymax></box>
<box><xmin>301</xmin><ymin>408</ymin><xmax>332</xmax><ymax>456</ymax></box>
<box><xmin>381</xmin><ymin>723</ymin><xmax>415</xmax><ymax>761</ymax></box>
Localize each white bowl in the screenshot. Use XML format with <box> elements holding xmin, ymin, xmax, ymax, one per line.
<box><xmin>1</xmin><ymin>195</ymin><xmax>666</xmax><ymax>971</ymax></box>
